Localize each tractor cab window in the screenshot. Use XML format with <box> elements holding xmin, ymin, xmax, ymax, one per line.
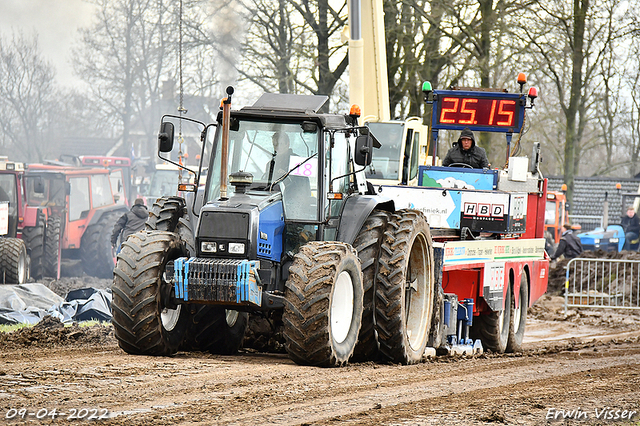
<box><xmin>325</xmin><ymin>131</ymin><xmax>351</xmax><ymax>219</ymax></box>
<box><xmin>69</xmin><ymin>177</ymin><xmax>90</xmax><ymax>221</ymax></box>
<box><xmin>365</xmin><ymin>122</ymin><xmax>405</xmax><ymax>180</ymax></box>
<box><xmin>545</xmin><ymin>200</ymin><xmax>556</xmax><ymax>225</ymax></box>
<box><xmin>0</xmin><ymin>174</ymin><xmax>17</xmax><ymax>206</ymax></box>
<box><xmin>0</xmin><ymin>174</ymin><xmax>17</xmax><ymax>236</ymax></box>
<box><xmin>109</xmin><ymin>169</ymin><xmax>126</xmax><ymax>205</ymax></box>
<box><xmin>207</xmin><ymin>120</ymin><xmax>319</xmax><ymax>221</ymax></box>
<box><xmin>91</xmin><ymin>174</ymin><xmax>113</xmax><ymax>208</ymax></box>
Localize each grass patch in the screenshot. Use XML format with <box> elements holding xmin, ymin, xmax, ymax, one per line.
<box><xmin>0</xmin><ymin>320</ymin><xmax>111</xmax><ymax>333</ymax></box>
<box><xmin>0</xmin><ymin>323</ymin><xmax>33</xmax><ymax>333</ymax></box>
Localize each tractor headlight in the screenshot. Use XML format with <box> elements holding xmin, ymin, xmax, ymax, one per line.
<box><xmin>228</xmin><ymin>242</ymin><xmax>245</xmax><ymax>254</ymax></box>
<box><xmin>201</xmin><ymin>241</ymin><xmax>217</xmax><ymax>253</ymax></box>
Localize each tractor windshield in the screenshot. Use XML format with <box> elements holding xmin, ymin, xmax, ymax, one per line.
<box><xmin>365</xmin><ymin>122</ymin><xmax>405</xmax><ymax>180</ymax></box>
<box><xmin>206</xmin><ymin>120</ymin><xmax>320</xmax><ymax>220</ymax></box>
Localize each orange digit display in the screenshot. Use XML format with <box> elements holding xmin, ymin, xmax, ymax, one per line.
<box><xmin>439</xmin><ymin>97</ymin><xmax>459</xmax><ymax>123</ymax></box>
<box><xmin>435</xmin><ymin>94</ymin><xmax>522</xmax><ymax>131</ymax></box>
<box><xmin>459</xmin><ymin>98</ymin><xmax>478</xmax><ymax>124</ymax></box>
<box><xmin>496</xmin><ymin>100</ymin><xmax>515</xmax><ymax>126</ymax></box>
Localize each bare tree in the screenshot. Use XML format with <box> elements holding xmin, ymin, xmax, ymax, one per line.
<box><xmin>73</xmin><ymin>0</ymin><xmax>179</xmax><ymax>157</ymax></box>
<box><xmin>0</xmin><ymin>32</ymin><xmax>56</xmax><ymax>162</ymax></box>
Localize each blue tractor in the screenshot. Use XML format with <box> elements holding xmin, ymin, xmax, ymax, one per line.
<box><xmin>576</xmin><ymin>192</ymin><xmax>640</xmax><ymax>252</ymax></box>
<box><xmin>111</xmin><ymin>88</ymin><xmax>446</xmax><ymax>366</ymax></box>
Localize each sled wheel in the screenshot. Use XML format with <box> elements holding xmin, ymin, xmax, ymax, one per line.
<box><xmin>43</xmin><ymin>215</ymin><xmax>61</xmax><ymax>278</ymax></box>
<box><xmin>22</xmin><ymin>210</ymin><xmax>45</xmax><ymax>279</ymax></box>
<box><xmin>474</xmin><ymin>282</ymin><xmax>511</xmax><ymax>353</ymax></box>
<box><xmin>0</xmin><ymin>238</ymin><xmax>29</xmax><ymax>284</ymax></box>
<box><xmin>284</xmin><ymin>241</ymin><xmax>364</xmax><ymax>367</ymax></box>
<box><xmin>507</xmin><ymin>272</ymin><xmax>529</xmax><ymax>352</ymax></box>
<box><xmin>351</xmin><ymin>210</ymin><xmax>390</xmax><ymax>361</ymax></box>
<box><xmin>375</xmin><ymin>210</ymin><xmax>434</xmax><ymax>364</ymax></box>
<box><xmin>112</xmin><ymin>231</ymin><xmax>189</xmax><ymax>355</ymax></box>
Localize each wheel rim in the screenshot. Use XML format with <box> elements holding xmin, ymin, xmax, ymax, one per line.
<box><xmin>498</xmin><ymin>308</ymin><xmax>506</xmax><ymax>334</ymax></box>
<box><xmin>331</xmin><ymin>270</ymin><xmax>354</xmax><ymax>345</ymax></box>
<box><xmin>226</xmin><ymin>310</ymin><xmax>239</xmax><ymax>327</ymax></box>
<box><xmin>18</xmin><ymin>250</ymin><xmax>27</xmax><ymax>284</ymax></box>
<box><xmin>512</xmin><ymin>292</ymin><xmax>522</xmax><ymax>334</ymax></box>
<box><xmin>405</xmin><ymin>233</ymin><xmax>430</xmax><ymax>350</ymax></box>
<box><xmin>161</xmin><ymin>304</ymin><xmax>182</xmax><ymax>332</ymax></box>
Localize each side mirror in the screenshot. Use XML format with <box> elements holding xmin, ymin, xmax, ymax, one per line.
<box><xmin>354</xmin><ymin>134</ymin><xmax>373</xmax><ymax>166</ymax></box>
<box><xmin>33</xmin><ymin>177</ymin><xmax>45</xmax><ymax>194</ymax></box>
<box><xmin>158</xmin><ymin>122</ymin><xmax>175</xmax><ymax>153</ymax></box>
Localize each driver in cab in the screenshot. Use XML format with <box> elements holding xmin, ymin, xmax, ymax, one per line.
<box><xmin>442</xmin><ymin>127</ymin><xmax>489</xmax><ymax>169</ymax></box>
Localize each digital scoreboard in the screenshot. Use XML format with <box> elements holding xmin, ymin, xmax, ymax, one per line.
<box><xmin>431</xmin><ymin>90</ymin><xmax>526</xmax><ymax>133</ymax></box>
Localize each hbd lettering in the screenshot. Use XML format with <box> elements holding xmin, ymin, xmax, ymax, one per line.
<box><xmin>546</xmin><ymin>407</ymin><xmax>638</xmax><ymax>421</ymax></box>
<box><xmin>463</xmin><ymin>203</ymin><xmax>504</xmax><ymax>218</ymax></box>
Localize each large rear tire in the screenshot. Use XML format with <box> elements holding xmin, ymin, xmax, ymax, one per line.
<box><xmin>43</xmin><ymin>215</ymin><xmax>61</xmax><ymax>278</ymax></box>
<box><xmin>22</xmin><ymin>210</ymin><xmax>45</xmax><ymax>279</ymax></box>
<box><xmin>473</xmin><ymin>283</ymin><xmax>511</xmax><ymax>353</ymax></box>
<box><xmin>173</xmin><ymin>212</ymin><xmax>249</xmax><ymax>355</ymax></box>
<box><xmin>284</xmin><ymin>241</ymin><xmax>363</xmax><ymax>367</ymax></box>
<box><xmin>182</xmin><ymin>306</ymin><xmax>249</xmax><ymax>354</ymax></box>
<box><xmin>507</xmin><ymin>272</ymin><xmax>529</xmax><ymax>352</ymax></box>
<box><xmin>145</xmin><ymin>197</ymin><xmax>185</xmax><ymax>232</ymax></box>
<box><xmin>351</xmin><ymin>210</ymin><xmax>390</xmax><ymax>361</ymax></box>
<box><xmin>81</xmin><ymin>211</ymin><xmax>122</xmax><ymax>278</ymax></box>
<box><xmin>112</xmin><ymin>231</ymin><xmax>189</xmax><ymax>355</ymax></box>
<box><xmin>0</xmin><ymin>238</ymin><xmax>28</xmax><ymax>284</ymax></box>
<box><xmin>375</xmin><ymin>210</ymin><xmax>434</xmax><ymax>364</ymax></box>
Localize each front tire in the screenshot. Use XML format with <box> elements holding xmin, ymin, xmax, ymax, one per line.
<box><xmin>507</xmin><ymin>272</ymin><xmax>529</xmax><ymax>352</ymax></box>
<box><xmin>81</xmin><ymin>211</ymin><xmax>122</xmax><ymax>278</ymax></box>
<box><xmin>375</xmin><ymin>210</ymin><xmax>434</xmax><ymax>364</ymax></box>
<box><xmin>22</xmin><ymin>210</ymin><xmax>45</xmax><ymax>279</ymax></box>
<box><xmin>182</xmin><ymin>306</ymin><xmax>249</xmax><ymax>354</ymax></box>
<box><xmin>43</xmin><ymin>215</ymin><xmax>61</xmax><ymax>278</ymax></box>
<box><xmin>284</xmin><ymin>241</ymin><xmax>364</xmax><ymax>367</ymax></box>
<box><xmin>112</xmin><ymin>231</ymin><xmax>189</xmax><ymax>355</ymax></box>
<box><xmin>0</xmin><ymin>238</ymin><xmax>29</xmax><ymax>284</ymax></box>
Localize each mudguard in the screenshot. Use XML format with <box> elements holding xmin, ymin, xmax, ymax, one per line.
<box><xmin>336</xmin><ymin>195</ymin><xmax>394</xmax><ymax>245</ymax></box>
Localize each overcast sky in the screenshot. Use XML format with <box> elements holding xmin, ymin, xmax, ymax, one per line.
<box><xmin>0</xmin><ymin>0</ymin><xmax>95</xmax><ymax>87</ymax></box>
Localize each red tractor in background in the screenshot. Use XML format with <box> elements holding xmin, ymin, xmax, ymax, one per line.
<box><xmin>25</xmin><ymin>164</ymin><xmax>128</xmax><ymax>278</ymax></box>
<box><xmin>59</xmin><ymin>155</ymin><xmax>134</xmax><ymax>206</ymax></box>
<box><xmin>0</xmin><ymin>157</ymin><xmax>64</xmax><ymax>282</ymax></box>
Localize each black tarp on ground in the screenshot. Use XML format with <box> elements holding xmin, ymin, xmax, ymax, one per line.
<box><xmin>0</xmin><ymin>284</ymin><xmax>112</xmax><ymax>325</ymax></box>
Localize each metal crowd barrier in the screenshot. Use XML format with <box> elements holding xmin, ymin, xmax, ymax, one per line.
<box><xmin>564</xmin><ymin>257</ymin><xmax>640</xmax><ymax>313</ymax></box>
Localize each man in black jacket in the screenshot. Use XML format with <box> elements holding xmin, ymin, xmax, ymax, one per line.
<box><xmin>111</xmin><ymin>198</ymin><xmax>148</xmax><ymax>251</ymax></box>
<box><xmin>551</xmin><ymin>223</ymin><xmax>583</xmax><ymax>261</ymax></box>
<box><xmin>442</xmin><ymin>127</ymin><xmax>489</xmax><ymax>169</ymax></box>
<box><xmin>621</xmin><ymin>206</ymin><xmax>640</xmax><ymax>251</ymax></box>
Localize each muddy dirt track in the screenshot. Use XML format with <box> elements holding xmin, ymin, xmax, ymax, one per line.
<box><xmin>2</xmin><ymin>279</ymin><xmax>640</xmax><ymax>425</ymax></box>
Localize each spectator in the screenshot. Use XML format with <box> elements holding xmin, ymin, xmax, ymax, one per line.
<box><xmin>111</xmin><ymin>198</ymin><xmax>148</xmax><ymax>252</ymax></box>
<box><xmin>551</xmin><ymin>223</ymin><xmax>583</xmax><ymax>261</ymax></box>
<box><xmin>442</xmin><ymin>127</ymin><xmax>489</xmax><ymax>169</ymax></box>
<box><xmin>621</xmin><ymin>206</ymin><xmax>640</xmax><ymax>251</ymax></box>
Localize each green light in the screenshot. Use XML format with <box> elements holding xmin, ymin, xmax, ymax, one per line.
<box><xmin>422</xmin><ymin>81</ymin><xmax>432</xmax><ymax>92</ymax></box>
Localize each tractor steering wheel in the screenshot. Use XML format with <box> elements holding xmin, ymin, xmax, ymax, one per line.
<box><xmin>447</xmin><ymin>162</ymin><xmax>473</xmax><ymax>169</ymax></box>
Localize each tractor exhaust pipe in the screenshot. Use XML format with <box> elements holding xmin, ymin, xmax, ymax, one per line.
<box><xmin>220</xmin><ymin>86</ymin><xmax>234</xmax><ymax>200</ymax></box>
